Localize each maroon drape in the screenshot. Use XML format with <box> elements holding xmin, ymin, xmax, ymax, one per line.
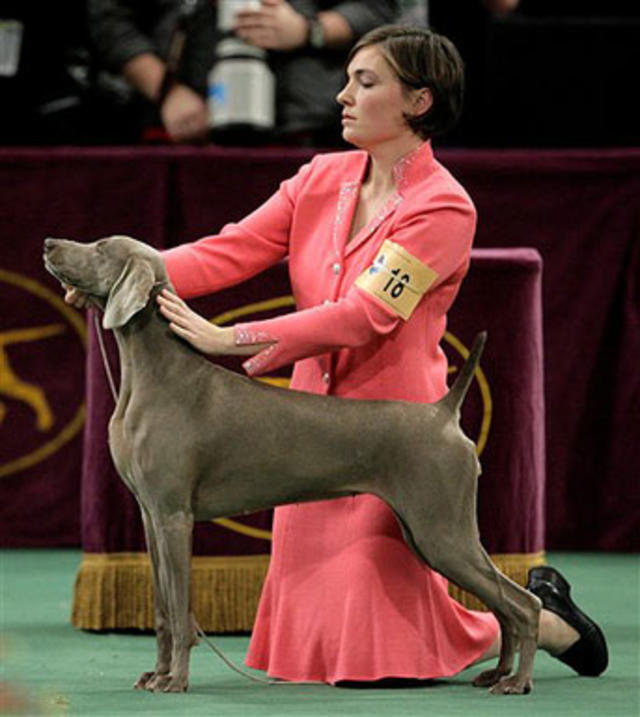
<box><xmin>447</xmin><ymin>150</ymin><xmax>640</xmax><ymax>550</ymax></box>
<box><xmin>0</xmin><ymin>149</ymin><xmax>168</xmax><ymax>547</ymax></box>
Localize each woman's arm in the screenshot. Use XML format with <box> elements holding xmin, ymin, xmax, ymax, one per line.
<box><xmin>87</xmin><ymin>0</ymin><xmax>156</xmax><ymax>72</ymax></box>
<box><xmin>156</xmin><ymin>289</ymin><xmax>273</xmax><ymax>357</ymax></box>
<box><xmin>162</xmin><ymin>158</ymin><xmax>314</xmax><ymax>298</ymax></box>
<box><xmin>329</xmin><ymin>0</ymin><xmax>399</xmax><ymax>39</ymax></box>
<box><xmin>64</xmin><ymin>159</ymin><xmax>314</xmax><ymax>310</ymax></box>
<box><xmin>232</xmin><ymin>0</ymin><xmax>398</xmax><ymax>52</ymax></box>
<box><xmin>234</xmin><ymin>196</ymin><xmax>477</xmax><ymax>375</ymax></box>
<box><xmin>158</xmin><ymin>195</ymin><xmax>477</xmax><ymax>374</ymax></box>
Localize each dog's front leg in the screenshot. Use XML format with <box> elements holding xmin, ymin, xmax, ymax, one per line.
<box><xmin>134</xmin><ymin>507</ymin><xmax>172</xmax><ymax>691</ymax></box>
<box><xmin>148</xmin><ymin>509</ymin><xmax>195</xmax><ymax>693</ymax></box>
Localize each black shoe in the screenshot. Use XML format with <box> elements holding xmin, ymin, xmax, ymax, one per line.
<box><xmin>527</xmin><ymin>566</ymin><xmax>608</xmax><ymax>677</ymax></box>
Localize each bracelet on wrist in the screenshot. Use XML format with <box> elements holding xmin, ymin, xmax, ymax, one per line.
<box><xmin>306</xmin><ymin>15</ymin><xmax>326</xmax><ymax>50</ymax></box>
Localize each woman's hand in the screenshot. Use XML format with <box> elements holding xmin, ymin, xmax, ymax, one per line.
<box><xmin>157</xmin><ymin>289</ymin><xmax>234</xmax><ymax>354</ymax></box>
<box><xmin>234</xmin><ymin>0</ymin><xmax>308</xmax><ymax>52</ymax></box>
<box><xmin>63</xmin><ymin>284</ymin><xmax>93</xmax><ymax>309</ymax></box>
<box><xmin>161</xmin><ymin>83</ymin><xmax>209</xmax><ymax>143</ymax></box>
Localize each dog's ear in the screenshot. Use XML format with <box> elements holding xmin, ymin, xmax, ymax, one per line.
<box><xmin>103</xmin><ymin>256</ymin><xmax>155</xmax><ymax>329</ymax></box>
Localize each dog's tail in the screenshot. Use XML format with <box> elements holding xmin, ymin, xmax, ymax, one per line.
<box><xmin>439</xmin><ymin>331</ymin><xmax>487</xmax><ymax>415</ymax></box>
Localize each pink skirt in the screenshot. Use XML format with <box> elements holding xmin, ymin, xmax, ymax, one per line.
<box><xmin>245</xmin><ymin>494</ymin><xmax>499</xmax><ymax>683</ymax></box>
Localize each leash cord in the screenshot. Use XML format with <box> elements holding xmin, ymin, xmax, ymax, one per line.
<box><xmin>93</xmin><ymin>312</ymin><xmax>119</xmax><ymax>404</ymax></box>
<box><xmin>92</xmin><ymin>313</ymin><xmax>323</xmax><ymax>688</ymax></box>
<box><xmin>194</xmin><ymin>622</ymin><xmax>324</xmax><ymax>686</ymax></box>
<box><xmin>194</xmin><ymin>623</ymin><xmax>274</xmax><ymax>685</ymax></box>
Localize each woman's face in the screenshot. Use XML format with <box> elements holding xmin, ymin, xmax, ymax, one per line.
<box><xmin>337</xmin><ymin>45</ymin><xmax>422</xmax><ymax>149</ymax></box>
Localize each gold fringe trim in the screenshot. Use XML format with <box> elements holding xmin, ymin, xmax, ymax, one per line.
<box><xmin>72</xmin><ymin>553</ymin><xmax>270</xmax><ymax>632</ymax></box>
<box><xmin>72</xmin><ymin>550</ymin><xmax>545</xmax><ymax>632</ymax></box>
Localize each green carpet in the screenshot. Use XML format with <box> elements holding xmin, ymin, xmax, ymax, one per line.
<box><xmin>1</xmin><ymin>550</ymin><xmax>638</xmax><ymax>716</ymax></box>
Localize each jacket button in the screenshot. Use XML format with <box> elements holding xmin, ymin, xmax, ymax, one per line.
<box><xmin>322</xmin><ymin>372</ymin><xmax>330</xmax><ymax>384</ymax></box>
<box><xmin>332</xmin><ymin>262</ymin><xmax>341</xmax><ymax>274</ymax></box>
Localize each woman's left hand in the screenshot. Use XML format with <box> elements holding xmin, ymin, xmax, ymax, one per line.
<box><xmin>157</xmin><ymin>289</ymin><xmax>233</xmax><ymax>355</ymax></box>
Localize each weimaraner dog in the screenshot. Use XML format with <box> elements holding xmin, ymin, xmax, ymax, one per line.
<box><xmin>43</xmin><ymin>235</ymin><xmax>541</xmax><ymax>695</ymax></box>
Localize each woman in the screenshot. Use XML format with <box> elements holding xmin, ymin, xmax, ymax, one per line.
<box><xmin>68</xmin><ymin>25</ymin><xmax>607</xmax><ymax>684</ymax></box>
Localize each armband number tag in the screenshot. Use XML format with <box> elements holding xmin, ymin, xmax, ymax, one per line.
<box><xmin>355</xmin><ymin>240</ymin><xmax>438</xmax><ymax>320</ymax></box>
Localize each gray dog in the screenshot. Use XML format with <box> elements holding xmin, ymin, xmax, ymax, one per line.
<box><xmin>43</xmin><ymin>235</ymin><xmax>541</xmax><ymax>695</ymax></box>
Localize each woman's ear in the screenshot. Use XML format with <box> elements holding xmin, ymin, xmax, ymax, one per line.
<box><xmin>412</xmin><ymin>88</ymin><xmax>433</xmax><ymax>117</ymax></box>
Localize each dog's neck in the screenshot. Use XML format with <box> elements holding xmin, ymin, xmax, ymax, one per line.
<box><xmin>120</xmin><ymin>282</ymin><xmax>169</xmax><ymax>336</ymax></box>
<box><xmin>106</xmin><ymin>280</ymin><xmax>228</xmax><ymax>419</ymax></box>
<box><xmin>110</xmin><ymin>281</ymin><xmax>205</xmax><ymax>385</ymax></box>
<box><xmin>113</xmin><ymin>282</ymin><xmax>174</xmax><ymax>347</ymax></box>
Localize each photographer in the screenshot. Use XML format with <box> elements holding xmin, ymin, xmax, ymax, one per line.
<box><xmin>88</xmin><ymin>0</ymin><xmax>398</xmax><ymax>145</ymax></box>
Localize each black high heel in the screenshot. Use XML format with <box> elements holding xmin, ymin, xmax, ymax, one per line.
<box><xmin>527</xmin><ymin>566</ymin><xmax>608</xmax><ymax>677</ymax></box>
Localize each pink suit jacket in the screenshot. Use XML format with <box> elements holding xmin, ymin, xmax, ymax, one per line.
<box><xmin>163</xmin><ymin>141</ymin><xmax>477</xmax><ymax>404</ymax></box>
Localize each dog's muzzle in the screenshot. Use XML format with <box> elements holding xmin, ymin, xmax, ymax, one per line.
<box><xmin>43</xmin><ymin>237</ymin><xmax>73</xmax><ymax>285</ymax></box>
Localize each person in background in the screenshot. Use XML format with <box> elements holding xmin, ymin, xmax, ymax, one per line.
<box><xmin>87</xmin><ymin>0</ymin><xmax>398</xmax><ymax>146</ymax></box>
<box><xmin>231</xmin><ymin>0</ymin><xmax>398</xmax><ymax>145</ymax></box>
<box><xmin>87</xmin><ymin>0</ymin><xmax>217</xmax><ymax>143</ymax></box>
<box><xmin>0</xmin><ymin>2</ymin><xmax>99</xmax><ymax>145</ymax></box>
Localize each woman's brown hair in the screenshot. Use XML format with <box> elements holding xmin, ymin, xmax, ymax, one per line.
<box><xmin>346</xmin><ymin>25</ymin><xmax>465</xmax><ymax>139</ymax></box>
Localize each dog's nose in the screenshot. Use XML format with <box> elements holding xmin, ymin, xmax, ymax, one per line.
<box><xmin>44</xmin><ymin>237</ymin><xmax>56</xmax><ymax>252</ymax></box>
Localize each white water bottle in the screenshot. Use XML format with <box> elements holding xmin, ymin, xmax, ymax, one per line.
<box><xmin>208</xmin><ymin>0</ymin><xmax>276</xmax><ymax>134</ymax></box>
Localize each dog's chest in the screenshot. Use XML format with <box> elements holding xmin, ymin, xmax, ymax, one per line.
<box><xmin>107</xmin><ymin>416</ymin><xmax>139</xmax><ymax>495</ymax></box>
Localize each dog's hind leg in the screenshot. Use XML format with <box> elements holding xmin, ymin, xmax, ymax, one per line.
<box><xmin>146</xmin><ymin>508</ymin><xmax>195</xmax><ymax>693</ymax></box>
<box><xmin>467</xmin><ymin>545</ymin><xmax>527</xmax><ymax>689</ymax></box>
<box><xmin>398</xmin><ymin>510</ymin><xmax>541</xmax><ymax>695</ymax></box>
<box><xmin>441</xmin><ymin>548</ymin><xmax>539</xmax><ymax>694</ymax></box>
<box><xmin>134</xmin><ymin>507</ymin><xmax>172</xmax><ymax>691</ymax></box>
<box><xmin>472</xmin><ymin>613</ymin><xmax>516</xmax><ymax>688</ymax></box>
<box><xmin>461</xmin><ymin>544</ymin><xmax>542</xmax><ymax>696</ymax></box>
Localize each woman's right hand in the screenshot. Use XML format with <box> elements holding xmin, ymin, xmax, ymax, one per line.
<box><xmin>63</xmin><ymin>284</ymin><xmax>92</xmax><ymax>309</ymax></box>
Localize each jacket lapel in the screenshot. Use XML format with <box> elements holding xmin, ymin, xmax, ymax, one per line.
<box><xmin>331</xmin><ymin>180</ymin><xmax>359</xmax><ymax>257</ymax></box>
<box><xmin>344</xmin><ymin>193</ymin><xmax>403</xmax><ymax>257</ymax></box>
<box><xmin>330</xmin><ymin>142</ymin><xmax>432</xmax><ymax>258</ymax></box>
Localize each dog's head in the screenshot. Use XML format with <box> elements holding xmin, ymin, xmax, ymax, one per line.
<box><xmin>43</xmin><ymin>235</ymin><xmax>169</xmax><ymax>330</ymax></box>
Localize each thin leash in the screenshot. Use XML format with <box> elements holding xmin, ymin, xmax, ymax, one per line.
<box><xmin>94</xmin><ymin>312</ymin><xmax>118</xmax><ymax>404</ymax></box>
<box><xmin>194</xmin><ymin>623</ymin><xmax>323</xmax><ymax>686</ymax></box>
<box><xmin>92</xmin><ymin>311</ymin><xmax>324</xmax><ymax>687</ymax></box>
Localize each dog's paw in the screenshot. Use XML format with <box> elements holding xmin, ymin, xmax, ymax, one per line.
<box><xmin>147</xmin><ymin>673</ymin><xmax>173</xmax><ymax>692</ymax></box>
<box><xmin>160</xmin><ymin>676</ymin><xmax>188</xmax><ymax>693</ymax></box>
<box><xmin>137</xmin><ymin>670</ymin><xmax>188</xmax><ymax>693</ymax></box>
<box><xmin>472</xmin><ymin>667</ymin><xmax>510</xmax><ymax>688</ymax></box>
<box><xmin>134</xmin><ymin>671</ymin><xmax>161</xmax><ymax>690</ymax></box>
<box><xmin>489</xmin><ymin>674</ymin><xmax>532</xmax><ymax>695</ymax></box>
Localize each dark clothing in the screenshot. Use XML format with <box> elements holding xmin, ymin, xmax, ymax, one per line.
<box><xmin>87</xmin><ymin>0</ymin><xmax>217</xmax><ymax>96</ymax></box>
<box><xmin>87</xmin><ymin>0</ymin><xmax>398</xmax><ymax>144</ymax></box>
<box><xmin>0</xmin><ymin>1</ymin><xmax>99</xmax><ymax>144</ymax></box>
<box><xmin>274</xmin><ymin>1</ymin><xmax>399</xmax><ymax>138</ymax></box>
